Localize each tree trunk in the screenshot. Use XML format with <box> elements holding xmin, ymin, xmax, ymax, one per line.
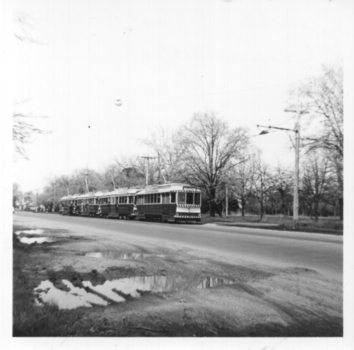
<box><xmin>259</xmin><ymin>199</ymin><xmax>264</xmax><ymax>221</ymax></box>
<box><xmin>241</xmin><ymin>196</ymin><xmax>246</xmax><ymax>216</ymax></box>
<box><xmin>314</xmin><ymin>201</ymin><xmax>319</xmax><ymax>222</ymax></box>
<box><xmin>209</xmin><ymin>187</ymin><xmax>216</xmax><ymax>217</ymax></box>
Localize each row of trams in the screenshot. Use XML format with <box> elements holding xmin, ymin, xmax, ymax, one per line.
<box><xmin>59</xmin><ymin>183</ymin><xmax>202</xmax><ymax>223</ymax></box>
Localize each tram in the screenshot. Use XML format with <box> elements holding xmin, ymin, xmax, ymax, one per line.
<box><xmin>96</xmin><ymin>188</ymin><xmax>140</xmax><ymax>219</ymax></box>
<box><xmin>59</xmin><ymin>195</ymin><xmax>75</xmax><ymax>215</ymax></box>
<box><xmin>136</xmin><ymin>183</ymin><xmax>201</xmax><ymax>222</ymax></box>
<box><xmin>59</xmin><ymin>183</ymin><xmax>202</xmax><ymax>223</ymax></box>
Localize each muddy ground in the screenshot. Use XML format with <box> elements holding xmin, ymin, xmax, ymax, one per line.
<box><xmin>13</xmin><ymin>223</ymin><xmax>343</xmax><ymax>337</ymax></box>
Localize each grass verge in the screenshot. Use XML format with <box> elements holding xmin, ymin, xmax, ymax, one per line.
<box><xmin>201</xmin><ymin>215</ymin><xmax>343</xmax><ymax>235</ymax></box>
<box><xmin>13</xmin><ymin>231</ymin><xmax>81</xmax><ymax>336</ymax></box>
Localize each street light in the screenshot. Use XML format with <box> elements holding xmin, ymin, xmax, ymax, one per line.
<box><xmin>256</xmin><ymin>122</ymin><xmax>304</xmax><ymax>228</ymax></box>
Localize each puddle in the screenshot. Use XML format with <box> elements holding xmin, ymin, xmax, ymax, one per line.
<box><xmin>15</xmin><ymin>229</ymin><xmax>45</xmax><ymax>235</ymax></box>
<box><xmin>18</xmin><ymin>237</ymin><xmax>63</xmax><ymax>245</ymax></box>
<box><xmin>84</xmin><ymin>275</ymin><xmax>233</xmax><ymax>296</ymax></box>
<box><xmin>34</xmin><ymin>275</ymin><xmax>234</xmax><ymax>309</ymax></box>
<box><xmin>34</xmin><ymin>280</ymin><xmax>109</xmax><ymax>309</ymax></box>
<box><xmin>85</xmin><ymin>251</ymin><xmax>165</xmax><ymax>260</ymax></box>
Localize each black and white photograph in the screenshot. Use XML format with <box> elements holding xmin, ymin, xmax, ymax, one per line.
<box><xmin>2</xmin><ymin>0</ymin><xmax>354</xmax><ymax>348</ymax></box>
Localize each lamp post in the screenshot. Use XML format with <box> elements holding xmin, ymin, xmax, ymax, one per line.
<box><xmin>256</xmin><ymin>123</ymin><xmax>304</xmax><ymax>228</ymax></box>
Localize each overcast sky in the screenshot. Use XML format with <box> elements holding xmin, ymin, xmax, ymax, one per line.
<box><xmin>11</xmin><ymin>0</ymin><xmax>345</xmax><ymax>193</ymax></box>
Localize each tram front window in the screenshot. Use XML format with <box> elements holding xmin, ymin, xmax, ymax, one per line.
<box><xmin>195</xmin><ymin>193</ymin><xmax>201</xmax><ymax>205</ymax></box>
<box><xmin>186</xmin><ymin>192</ymin><xmax>194</xmax><ymax>204</ymax></box>
<box><xmin>178</xmin><ymin>192</ymin><xmax>186</xmax><ymax>204</ymax></box>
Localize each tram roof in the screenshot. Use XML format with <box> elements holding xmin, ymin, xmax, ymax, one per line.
<box><xmin>59</xmin><ymin>194</ymin><xmax>76</xmax><ymax>201</ymax></box>
<box><xmin>94</xmin><ymin>188</ymin><xmax>141</xmax><ymax>197</ymax></box>
<box><xmin>136</xmin><ymin>183</ymin><xmax>201</xmax><ymax>195</ymax></box>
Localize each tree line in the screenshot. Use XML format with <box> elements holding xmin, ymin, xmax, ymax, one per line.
<box><xmin>14</xmin><ymin>65</ymin><xmax>343</xmax><ymax>221</ymax></box>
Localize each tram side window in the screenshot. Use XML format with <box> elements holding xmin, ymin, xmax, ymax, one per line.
<box><xmin>186</xmin><ymin>193</ymin><xmax>194</xmax><ymax>205</ymax></box>
<box><xmin>129</xmin><ymin>196</ymin><xmax>133</xmax><ymax>204</ymax></box>
<box><xmin>162</xmin><ymin>193</ymin><xmax>169</xmax><ymax>204</ymax></box>
<box><xmin>178</xmin><ymin>192</ymin><xmax>186</xmax><ymax>204</ymax></box>
<box><xmin>157</xmin><ymin>194</ymin><xmax>161</xmax><ymax>203</ymax></box>
<box><xmin>195</xmin><ymin>193</ymin><xmax>201</xmax><ymax>205</ymax></box>
<box><xmin>171</xmin><ymin>192</ymin><xmax>176</xmax><ymax>203</ymax></box>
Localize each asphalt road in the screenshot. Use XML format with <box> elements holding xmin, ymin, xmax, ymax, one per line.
<box><xmin>14</xmin><ymin>212</ymin><xmax>343</xmax><ymax>280</ymax></box>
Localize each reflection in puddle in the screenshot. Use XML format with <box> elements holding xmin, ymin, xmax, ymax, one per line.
<box><xmin>19</xmin><ymin>237</ymin><xmax>60</xmax><ymax>244</ymax></box>
<box><xmin>85</xmin><ymin>251</ymin><xmax>165</xmax><ymax>260</ymax></box>
<box><xmin>34</xmin><ymin>275</ymin><xmax>234</xmax><ymax>309</ymax></box>
<box><xmin>83</xmin><ymin>275</ymin><xmax>232</xmax><ymax>297</ymax></box>
<box><xmin>15</xmin><ymin>229</ymin><xmax>45</xmax><ymax>235</ymax></box>
<box><xmin>34</xmin><ymin>280</ymin><xmax>109</xmax><ymax>309</ymax></box>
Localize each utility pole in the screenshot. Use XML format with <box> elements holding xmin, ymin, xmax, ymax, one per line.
<box><xmin>141</xmin><ymin>156</ymin><xmax>157</xmax><ymax>186</ymax></box>
<box><xmin>257</xmin><ymin>120</ymin><xmax>306</xmax><ymax>228</ymax></box>
<box><xmin>284</xmin><ymin>89</ymin><xmax>308</xmax><ymax>227</ymax></box>
<box><xmin>257</xmin><ymin>81</ymin><xmax>309</xmax><ymax>227</ymax></box>
<box><xmin>85</xmin><ymin>170</ymin><xmax>89</xmax><ymax>193</ymax></box>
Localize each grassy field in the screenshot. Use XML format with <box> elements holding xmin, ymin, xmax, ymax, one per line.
<box><xmin>202</xmin><ymin>214</ymin><xmax>343</xmax><ymax>235</ymax></box>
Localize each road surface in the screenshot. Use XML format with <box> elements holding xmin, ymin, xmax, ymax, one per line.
<box><xmin>14</xmin><ymin>212</ymin><xmax>343</xmax><ymax>280</ymax></box>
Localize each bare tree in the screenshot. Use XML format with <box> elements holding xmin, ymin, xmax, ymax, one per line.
<box><xmin>178</xmin><ymin>111</ymin><xmax>249</xmax><ymax>216</ymax></box>
<box><xmin>269</xmin><ymin>166</ymin><xmax>293</xmax><ymax>216</ymax></box>
<box><xmin>13</xmin><ymin>183</ymin><xmax>23</xmax><ymax>208</ymax></box>
<box><xmin>252</xmin><ymin>157</ymin><xmax>272</xmax><ymax>220</ymax></box>
<box><xmin>111</xmin><ymin>156</ymin><xmax>146</xmax><ymax>188</ymax></box>
<box><xmin>143</xmin><ymin>126</ymin><xmax>185</xmax><ymax>184</ymax></box>
<box><xmin>287</xmin><ymin>65</ymin><xmax>343</xmax><ymax>219</ymax></box>
<box><xmin>13</xmin><ymin>13</ymin><xmax>46</xmax><ymax>160</ymax></box>
<box><xmin>13</xmin><ymin>105</ymin><xmax>47</xmax><ymax>160</ymax></box>
<box><xmin>298</xmin><ymin>65</ymin><xmax>343</xmax><ymax>158</ymax></box>
<box><xmin>233</xmin><ymin>150</ymin><xmax>257</xmax><ymax>216</ymax></box>
<box><xmin>69</xmin><ymin>169</ymin><xmax>103</xmax><ymax>194</ymax></box>
<box><xmin>301</xmin><ymin>152</ymin><xmax>334</xmax><ymax>222</ymax></box>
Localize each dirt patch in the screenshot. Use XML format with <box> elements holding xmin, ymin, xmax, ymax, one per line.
<box><xmin>13</xmin><ymin>224</ymin><xmax>343</xmax><ymax>337</ymax></box>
